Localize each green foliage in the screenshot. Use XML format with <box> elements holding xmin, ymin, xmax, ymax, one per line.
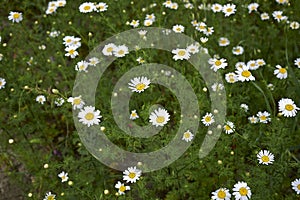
<box><xmin>0</xmin><ymin>0</ymin><xmax>299</xmax><ymax>199</ymax></box>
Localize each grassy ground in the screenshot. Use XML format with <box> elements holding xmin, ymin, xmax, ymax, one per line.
<box><xmin>0</xmin><ymin>0</ymin><xmax>300</xmax><ymax>199</ymax></box>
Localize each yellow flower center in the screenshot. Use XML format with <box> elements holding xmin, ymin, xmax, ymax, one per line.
<box><xmin>217</xmin><ymin>190</ymin><xmax>226</xmax><ymax>198</ymax></box>
<box><xmin>85</xmin><ymin>113</ymin><xmax>94</xmax><ymax>120</ymax></box>
<box><xmin>131</xmin><ymin>113</ymin><xmax>137</xmax><ymax>117</ymax></box>
<box><xmin>279</xmin><ymin>68</ymin><xmax>286</xmax><ymax>74</ymax></box>
<box><xmin>297</xmin><ymin>184</ymin><xmax>300</xmax><ymax>190</ymax></box>
<box><xmin>13</xmin><ymin>13</ymin><xmax>20</xmax><ymax>19</ymax></box>
<box><xmin>277</xmin><ymin>15</ymin><xmax>282</xmax><ymax>19</ymax></box>
<box><xmin>184</xmin><ymin>132</ymin><xmax>190</xmax><ymax>138</ymax></box>
<box><xmin>106</xmin><ymin>47</ymin><xmax>113</xmax><ymax>52</ymax></box>
<box><xmin>250</xmin><ymin>63</ymin><xmax>256</xmax><ymax>67</ymax></box>
<box><xmin>261</xmin><ymin>155</ymin><xmax>270</xmax><ymax>163</ymax></box>
<box><xmin>47</xmin><ymin>196</ymin><xmax>55</xmax><ymax>200</ymax></box>
<box><xmin>224</xmin><ymin>125</ymin><xmax>231</xmax><ymax>131</ymax></box>
<box><xmin>73</xmin><ymin>98</ymin><xmax>81</xmax><ymax>105</ymax></box>
<box><xmin>215</xmin><ymin>60</ymin><xmax>222</xmax><ymax>66</ymax></box>
<box><xmin>145</xmin><ymin>21</ymin><xmax>151</xmax><ymax>26</ymax></box>
<box><xmin>136</xmin><ymin>83</ymin><xmax>145</xmax><ymax>91</ymax></box>
<box><xmin>156</xmin><ymin>116</ymin><xmax>165</xmax><ymax>123</ymax></box>
<box><xmin>0</xmin><ymin>81</ymin><xmax>2</xmax><ymax>86</ymax></box>
<box><xmin>84</xmin><ymin>5</ymin><xmax>91</xmax><ymax>11</ymax></box>
<box><xmin>285</xmin><ymin>104</ymin><xmax>294</xmax><ymax>111</ymax></box>
<box><xmin>119</xmin><ymin>185</ymin><xmax>126</xmax><ymax>192</ymax></box>
<box><xmin>69</xmin><ymin>49</ymin><xmax>75</xmax><ymax>54</ymax></box>
<box><xmin>118</xmin><ymin>50</ymin><xmax>124</xmax><ymax>55</ymax></box>
<box><xmin>176</xmin><ymin>28</ymin><xmax>181</xmax><ymax>32</ymax></box>
<box><xmin>38</xmin><ymin>98</ymin><xmax>43</xmax><ymax>102</ymax></box>
<box><xmin>61</xmin><ymin>175</ymin><xmax>66</xmax><ymax>180</ymax></box>
<box><xmin>128</xmin><ymin>172</ymin><xmax>136</xmax><ymax>179</ymax></box>
<box><xmin>178</xmin><ymin>50</ymin><xmax>186</xmax><ymax>56</ymax></box>
<box><xmin>226</xmin><ymin>8</ymin><xmax>233</xmax><ymax>13</ymax></box>
<box><xmin>241</xmin><ymin>70</ymin><xmax>251</xmax><ymax>77</ymax></box>
<box><xmin>205</xmin><ymin>116</ymin><xmax>211</xmax><ymax>122</ymax></box>
<box><xmin>99</xmin><ymin>5</ymin><xmax>104</xmax><ymax>10</ymax></box>
<box><xmin>260</xmin><ymin>115</ymin><xmax>267</xmax><ymax>121</ymax></box>
<box><xmin>66</xmin><ymin>39</ymin><xmax>72</xmax><ymax>43</ymax></box>
<box><xmin>79</xmin><ymin>65</ymin><xmax>85</xmax><ymax>70</ymax></box>
<box><xmin>239</xmin><ymin>187</ymin><xmax>248</xmax><ymax>196</ymax></box>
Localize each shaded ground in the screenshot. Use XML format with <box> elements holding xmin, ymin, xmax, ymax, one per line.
<box><xmin>0</xmin><ymin>171</ymin><xmax>24</xmax><ymax>200</ymax></box>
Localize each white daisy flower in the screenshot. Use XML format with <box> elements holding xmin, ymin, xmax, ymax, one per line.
<box><xmin>257</xmin><ymin>150</ymin><xmax>275</xmax><ymax>165</ymax></box>
<box><xmin>211</xmin><ymin>3</ymin><xmax>223</xmax><ymax>13</ymax></box>
<box><xmin>272</xmin><ymin>11</ymin><xmax>288</xmax><ymax>22</ymax></box>
<box><xmin>223</xmin><ymin>121</ymin><xmax>235</xmax><ymax>134</ymax></box>
<box><xmin>232</xmin><ymin>46</ymin><xmax>244</xmax><ymax>55</ymax></box>
<box><xmin>163</xmin><ymin>0</ymin><xmax>172</xmax><ymax>8</ymax></box>
<box><xmin>222</xmin><ymin>4</ymin><xmax>236</xmax><ymax>17</ymax></box>
<box><xmin>113</xmin><ymin>45</ymin><xmax>129</xmax><ymax>57</ymax></box>
<box><xmin>0</xmin><ymin>78</ymin><xmax>6</xmax><ymax>89</ymax></box>
<box><xmin>170</xmin><ymin>2</ymin><xmax>178</xmax><ymax>10</ymax></box>
<box><xmin>130</xmin><ymin>110</ymin><xmax>139</xmax><ymax>120</ymax></box>
<box><xmin>236</xmin><ymin>65</ymin><xmax>255</xmax><ymax>82</ymax></box>
<box><xmin>200</xmin><ymin>37</ymin><xmax>208</xmax><ymax>43</ymax></box>
<box><xmin>290</xmin><ymin>21</ymin><xmax>300</xmax><ymax>30</ymax></box>
<box><xmin>274</xmin><ymin>65</ymin><xmax>287</xmax><ymax>79</ymax></box>
<box><xmin>211</xmin><ymin>83</ymin><xmax>224</xmax><ymax>92</ymax></box>
<box><xmin>78</xmin><ymin>106</ymin><xmax>102</xmax><ymax>127</ymax></box>
<box><xmin>149</xmin><ymin>108</ymin><xmax>170</xmax><ymax>127</ymax></box>
<box><xmin>235</xmin><ymin>62</ymin><xmax>246</xmax><ymax>70</ymax></box>
<box><xmin>208</xmin><ymin>58</ymin><xmax>228</xmax><ymax>72</ymax></box>
<box><xmin>294</xmin><ymin>58</ymin><xmax>300</xmax><ymax>68</ymax></box>
<box><xmin>278</xmin><ymin>98</ymin><xmax>299</xmax><ymax>117</ymax></box>
<box><xmin>218</xmin><ymin>37</ymin><xmax>230</xmax><ymax>47</ymax></box>
<box><xmin>225</xmin><ymin>72</ymin><xmax>238</xmax><ymax>83</ymax></box>
<box><xmin>247</xmin><ymin>3</ymin><xmax>259</xmax><ymax>13</ymax></box>
<box><xmin>145</xmin><ymin>13</ymin><xmax>156</xmax><ymax>22</ymax></box>
<box><xmin>240</xmin><ymin>104</ymin><xmax>249</xmax><ymax>112</ymax></box>
<box><xmin>58</xmin><ymin>171</ymin><xmax>69</xmax><ymax>182</ymax></box>
<box><xmin>257</xmin><ymin>111</ymin><xmax>271</xmax><ymax>123</ymax></box>
<box><xmin>260</xmin><ymin>12</ymin><xmax>270</xmax><ymax>20</ymax></box>
<box><xmin>102</xmin><ymin>43</ymin><xmax>117</xmax><ymax>56</ymax></box>
<box><xmin>128</xmin><ymin>76</ymin><xmax>150</xmax><ymax>93</ymax></box>
<box><xmin>46</xmin><ymin>6</ymin><xmax>57</xmax><ymax>15</ymax></box>
<box><xmin>201</xmin><ymin>113</ymin><xmax>215</xmax><ymax>126</ymax></box>
<box><xmin>256</xmin><ymin>59</ymin><xmax>266</xmax><ymax>67</ymax></box>
<box><xmin>195</xmin><ymin>22</ymin><xmax>207</xmax><ymax>32</ymax></box>
<box><xmin>54</xmin><ymin>97</ymin><xmax>64</xmax><ymax>107</ymax></box>
<box><xmin>172</xmin><ymin>24</ymin><xmax>185</xmax><ymax>33</ymax></box>
<box><xmin>182</xmin><ymin>130</ymin><xmax>194</xmax><ymax>142</ymax></box>
<box><xmin>36</xmin><ymin>95</ymin><xmax>46</xmax><ymax>104</ymax></box>
<box><xmin>130</xmin><ymin>20</ymin><xmax>139</xmax><ymax>28</ymax></box>
<box><xmin>95</xmin><ymin>2</ymin><xmax>108</xmax><ymax>12</ymax></box>
<box><xmin>143</xmin><ymin>19</ymin><xmax>153</xmax><ymax>26</ymax></box>
<box><xmin>276</xmin><ymin>0</ymin><xmax>289</xmax><ymax>4</ymax></box>
<box><xmin>187</xmin><ymin>44</ymin><xmax>199</xmax><ymax>54</ymax></box>
<box><xmin>75</xmin><ymin>60</ymin><xmax>89</xmax><ymax>72</ymax></box>
<box><xmin>232</xmin><ymin>181</ymin><xmax>252</xmax><ymax>200</ymax></box>
<box><xmin>115</xmin><ymin>181</ymin><xmax>130</xmax><ymax>195</ymax></box>
<box><xmin>43</xmin><ymin>192</ymin><xmax>56</xmax><ymax>200</ymax></box>
<box><xmin>211</xmin><ymin>188</ymin><xmax>231</xmax><ymax>200</ymax></box>
<box><xmin>123</xmin><ymin>166</ymin><xmax>142</xmax><ymax>183</ymax></box>
<box><xmin>57</xmin><ymin>0</ymin><xmax>66</xmax><ymax>7</ymax></box>
<box><xmin>247</xmin><ymin>60</ymin><xmax>259</xmax><ymax>70</ymax></box>
<box><xmin>67</xmin><ymin>95</ymin><xmax>85</xmax><ymax>110</ymax></box>
<box><xmin>8</xmin><ymin>11</ymin><xmax>23</xmax><ymax>23</ymax></box>
<box><xmin>248</xmin><ymin>115</ymin><xmax>258</xmax><ymax>124</ymax></box>
<box><xmin>89</xmin><ymin>57</ymin><xmax>100</xmax><ymax>66</ymax></box>
<box><xmin>65</xmin><ymin>46</ymin><xmax>79</xmax><ymax>58</ymax></box>
<box><xmin>172</xmin><ymin>48</ymin><xmax>190</xmax><ymax>61</ymax></box>
<box><xmin>203</xmin><ymin>27</ymin><xmax>214</xmax><ymax>36</ymax></box>
<box><xmin>79</xmin><ymin>2</ymin><xmax>95</xmax><ymax>13</ymax></box>
<box><xmin>291</xmin><ymin>178</ymin><xmax>300</xmax><ymax>194</ymax></box>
